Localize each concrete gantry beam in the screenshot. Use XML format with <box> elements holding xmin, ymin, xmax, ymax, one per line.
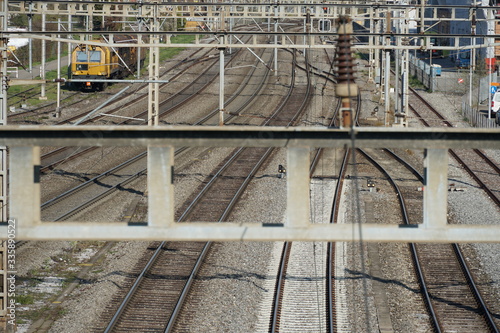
<box><xmin>0</xmin><ymin>125</ymin><xmax>497</xmax><ymax>149</ymax></box>
<box><xmin>0</xmin><ymin>126</ymin><xmax>499</xmax><ymax>243</ymax></box>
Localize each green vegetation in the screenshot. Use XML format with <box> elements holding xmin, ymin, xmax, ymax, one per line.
<box><xmin>16</xmin><ymin>294</ymin><xmax>35</xmax><ymax>305</ymax></box>
<box><xmin>408</xmin><ymin>74</ymin><xmax>425</xmax><ymax>89</ymax></box>
<box><xmin>160</xmin><ymin>35</ymin><xmax>197</xmax><ymax>61</ymax></box>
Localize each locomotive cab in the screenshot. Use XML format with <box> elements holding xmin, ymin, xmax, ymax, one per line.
<box><xmin>69</xmin><ymin>35</ymin><xmax>143</xmax><ymax>91</ymax></box>
<box><xmin>71</xmin><ymin>44</ymin><xmax>108</xmax><ymax>91</ymax></box>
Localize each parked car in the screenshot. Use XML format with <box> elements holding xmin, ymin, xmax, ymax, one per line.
<box><xmin>491</xmin><ymin>91</ymin><xmax>500</xmax><ymax>116</ymax></box>
<box><xmin>496</xmin><ymin>109</ymin><xmax>500</xmax><ymax>125</ymax></box>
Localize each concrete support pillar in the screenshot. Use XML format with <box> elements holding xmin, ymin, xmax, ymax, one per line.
<box><xmin>423</xmin><ymin>149</ymin><xmax>448</xmax><ymax>228</ymax></box>
<box><xmin>287</xmin><ymin>147</ymin><xmax>310</xmax><ymax>228</ymax></box>
<box><xmin>9</xmin><ymin>147</ymin><xmax>41</xmax><ymax>226</ymax></box>
<box><xmin>148</xmin><ymin>146</ymin><xmax>175</xmax><ymax>228</ymax></box>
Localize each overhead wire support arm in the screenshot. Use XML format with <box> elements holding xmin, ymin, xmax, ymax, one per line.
<box><xmin>232</xmin><ymin>35</ymin><xmax>273</xmax><ymax>71</ymax></box>
<box><xmin>100</xmin><ymin>35</ymin><xmax>135</xmax><ymax>76</ymax></box>
<box><xmin>73</xmin><ymin>86</ymin><xmax>131</xmax><ymax>125</ymax></box>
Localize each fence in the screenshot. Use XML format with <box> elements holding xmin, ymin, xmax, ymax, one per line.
<box><xmin>408</xmin><ymin>54</ymin><xmax>499</xmax><ymax>127</ymax></box>
<box><xmin>461</xmin><ymin>101</ymin><xmax>499</xmax><ymax>128</ymax></box>
<box><xmin>409</xmin><ymin>53</ymin><xmax>435</xmax><ymax>91</ymax></box>
<box><xmin>461</xmin><ymin>73</ymin><xmax>500</xmax><ymax>128</ymax></box>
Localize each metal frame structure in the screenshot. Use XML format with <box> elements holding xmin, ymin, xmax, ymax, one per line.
<box><xmin>4</xmin><ymin>1</ymin><xmax>499</xmax><ymax>22</ymax></box>
<box><xmin>0</xmin><ymin>0</ymin><xmax>498</xmax><ymax>323</ymax></box>
<box><xmin>3</xmin><ymin>1</ymin><xmax>500</xmax><ymax>123</ymax></box>
<box><xmin>1</xmin><ymin>125</ymin><xmax>499</xmax><ymax>243</ymax></box>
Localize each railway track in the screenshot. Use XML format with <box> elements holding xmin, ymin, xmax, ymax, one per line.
<box><xmin>360</xmin><ymin>147</ymin><xmax>499</xmax><ymax>332</ymax></box>
<box><xmin>17</xmin><ymin>30</ymin><xmax>281</xmax><ymax>332</ymax></box>
<box><xmin>94</xmin><ymin>44</ymin><xmax>312</xmax><ymax>332</ymax></box>
<box><xmin>14</xmin><ymin>22</ymin><xmax>496</xmax><ymax>331</ymax></box>
<box><xmin>269</xmin><ymin>59</ymin><xmax>355</xmax><ymax>331</ymax></box>
<box><xmin>37</xmin><ymin>33</ymin><xmax>266</xmax><ymax>176</ymax></box>
<box><xmin>40</xmin><ymin>51</ymin><xmax>275</xmax><ymax>221</ymax></box>
<box><xmin>7</xmin><ymin>90</ymin><xmax>93</xmax><ymax>122</ymax></box>
<box><xmin>408</xmin><ymin>87</ymin><xmax>500</xmax><ymax>207</ymax></box>
<box><xmin>6</xmin><ymin>42</ymin><xmax>211</xmax><ymax>124</ymax></box>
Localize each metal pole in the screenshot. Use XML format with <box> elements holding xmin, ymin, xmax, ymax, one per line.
<box><xmin>368</xmin><ymin>6</ymin><xmax>373</xmax><ymax>83</ymax></box>
<box><xmin>470</xmin><ymin>9</ymin><xmax>476</xmax><ymax>111</ymax></box>
<box><xmin>403</xmin><ymin>46</ymin><xmax>410</xmax><ymax>117</ymax></box>
<box><xmin>137</xmin><ymin>8</ymin><xmax>143</xmax><ymax>79</ymax></box>
<box><xmin>487</xmin><ymin>7</ymin><xmax>494</xmax><ymax>121</ymax></box>
<box><xmin>384</xmin><ymin>12</ymin><xmax>392</xmax><ymax>123</ymax></box>
<box><xmin>219</xmin><ymin>35</ymin><xmax>225</xmax><ymax>126</ymax></box>
<box><xmin>229</xmin><ymin>0</ymin><xmax>233</xmax><ymax>55</ymax></box>
<box><xmin>274</xmin><ymin>4</ymin><xmax>278</xmax><ymax>76</ymax></box>
<box><xmin>402</xmin><ymin>4</ymin><xmax>410</xmax><ymax>122</ymax></box>
<box><xmin>394</xmin><ymin>7</ymin><xmax>400</xmax><ymax>116</ymax></box>
<box><xmin>68</xmin><ymin>13</ymin><xmax>72</xmax><ymax>71</ymax></box>
<box><xmin>489</xmin><ymin>64</ymin><xmax>492</xmax><ymax>121</ymax></box>
<box><xmin>28</xmin><ymin>2</ymin><xmax>33</xmax><ymax>75</ymax></box>
<box><xmin>56</xmin><ymin>18</ymin><xmax>61</xmax><ymax>115</ymax></box>
<box><xmin>395</xmin><ymin>46</ymin><xmax>400</xmax><ymax>115</ymax></box>
<box><xmin>394</xmin><ymin>4</ymin><xmax>403</xmax><ymax>115</ymax></box>
<box><xmin>148</xmin><ymin>9</ymin><xmax>160</xmax><ymax>126</ymax></box>
<box><xmin>374</xmin><ymin>8</ymin><xmax>380</xmax><ymax>92</ymax></box>
<box><xmin>384</xmin><ymin>49</ymin><xmax>390</xmax><ymax>126</ymax></box>
<box><xmin>40</xmin><ymin>7</ymin><xmax>46</xmax><ymax>99</ymax></box>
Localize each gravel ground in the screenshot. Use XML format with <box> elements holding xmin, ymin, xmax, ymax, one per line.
<box><xmin>9</xmin><ymin>37</ymin><xmax>499</xmax><ymax>333</ymax></box>
<box><xmin>412</xmin><ymin>90</ymin><xmax>500</xmax><ymax>319</ymax></box>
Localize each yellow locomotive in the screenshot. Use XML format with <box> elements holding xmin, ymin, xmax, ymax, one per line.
<box><xmin>70</xmin><ymin>35</ymin><xmax>145</xmax><ymax>91</ymax></box>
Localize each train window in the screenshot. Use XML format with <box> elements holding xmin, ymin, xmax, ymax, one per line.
<box><xmin>76</xmin><ymin>51</ymin><xmax>88</xmax><ymax>62</ymax></box>
<box><xmin>89</xmin><ymin>51</ymin><xmax>101</xmax><ymax>62</ymax></box>
<box><xmin>77</xmin><ymin>50</ymin><xmax>101</xmax><ymax>62</ymax></box>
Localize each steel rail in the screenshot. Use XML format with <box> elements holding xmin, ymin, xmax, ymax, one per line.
<box><xmin>269</xmin><ymin>47</ymin><xmax>319</xmax><ymax>333</ymax></box>
<box><xmin>53</xmin><ymin>168</ymin><xmax>146</xmax><ymax>222</ymax></box>
<box><xmin>380</xmin><ymin>148</ymin><xmax>498</xmax><ymax>332</ymax></box>
<box><xmin>38</xmin><ymin>33</ymin><xmax>260</xmax><ymax>174</ymax></box>
<box><xmin>103</xmin><ymin>242</ymin><xmax>166</xmax><ymax>333</ymax></box>
<box><xmin>358</xmin><ymin>147</ymin><xmax>441</xmax><ymax>332</ymax></box>
<box><xmin>40</xmin><ymin>35</ymin><xmax>260</xmax><ymax>215</ymax></box>
<box><xmin>34</xmin><ymin>48</ymin><xmax>215</xmax><ymax>174</ymax></box>
<box><xmin>40</xmin><ymin>152</ymin><xmax>147</xmax><ymax>209</ymax></box>
<box><xmin>406</xmin><ymin>82</ymin><xmax>500</xmax><ymax>332</ymax></box>
<box><xmin>408</xmin><ymin>87</ymin><xmax>500</xmax><ymax>208</ymax></box>
<box><xmin>103</xmin><ymin>33</ymin><xmax>291</xmax><ymax>333</ymax></box>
